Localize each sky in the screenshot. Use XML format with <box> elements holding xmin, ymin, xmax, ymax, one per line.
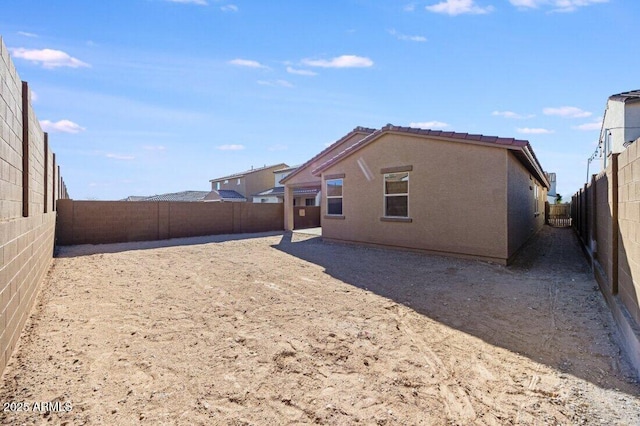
<box><xmin>1</xmin><ymin>0</ymin><xmax>638</xmax><ymax>200</ymax></box>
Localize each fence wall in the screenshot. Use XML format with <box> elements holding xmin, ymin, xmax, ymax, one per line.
<box><xmin>55</xmin><ymin>200</ymin><xmax>284</xmax><ymax>245</ymax></box>
<box><xmin>0</xmin><ymin>37</ymin><xmax>68</xmax><ymax>377</ymax></box>
<box><xmin>572</xmin><ymin>150</ymin><xmax>640</xmax><ymax>376</ymax></box>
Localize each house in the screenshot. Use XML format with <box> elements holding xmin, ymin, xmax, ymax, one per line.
<box><xmin>600</xmin><ymin>90</ymin><xmax>640</xmax><ymax>168</ymax></box>
<box><xmin>252</xmin><ymin>165</ymin><xmax>320</xmax><ymax>205</ymax></box>
<box><xmin>206</xmin><ymin>163</ymin><xmax>287</xmax><ymax>202</ymax></box>
<box><xmin>546</xmin><ymin>172</ymin><xmax>558</xmax><ymax>204</ymax></box>
<box><xmin>282</xmin><ymin>124</ymin><xmax>549</xmax><ymax>265</ymax></box>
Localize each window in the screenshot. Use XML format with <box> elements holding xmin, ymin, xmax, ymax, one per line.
<box><xmin>224</xmin><ymin>179</ymin><xmax>229</xmax><ymax>184</ymax></box>
<box><xmin>534</xmin><ymin>184</ymin><xmax>539</xmax><ymax>214</ymax></box>
<box><xmin>237</xmin><ymin>178</ymin><xmax>241</xmax><ymax>185</ymax></box>
<box><xmin>216</xmin><ymin>182</ymin><xmax>220</xmax><ymax>190</ymax></box>
<box><xmin>384</xmin><ymin>172</ymin><xmax>409</xmax><ymax>217</ymax></box>
<box><xmin>326</xmin><ymin>178</ymin><xmax>343</xmax><ymax>215</ymax></box>
<box><xmin>305</xmin><ymin>198</ymin><xmax>315</xmax><ymax>206</ymax></box>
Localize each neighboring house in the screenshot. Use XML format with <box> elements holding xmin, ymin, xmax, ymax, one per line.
<box><xmin>206</xmin><ymin>163</ymin><xmax>287</xmax><ymax>202</ymax></box>
<box><xmin>283</xmin><ymin>124</ymin><xmax>549</xmax><ymax>265</ymax></box>
<box><xmin>252</xmin><ymin>165</ymin><xmax>320</xmax><ymax>205</ymax></box>
<box><xmin>546</xmin><ymin>172</ymin><xmax>557</xmax><ymax>204</ymax></box>
<box><xmin>600</xmin><ymin>90</ymin><xmax>640</xmax><ymax>169</ymax></box>
<box><xmin>122</xmin><ymin>191</ymin><xmax>210</xmax><ymax>202</ymax></box>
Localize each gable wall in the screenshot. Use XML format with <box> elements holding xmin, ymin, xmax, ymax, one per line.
<box><xmin>285</xmin><ymin>132</ymin><xmax>370</xmax><ymax>187</ymax></box>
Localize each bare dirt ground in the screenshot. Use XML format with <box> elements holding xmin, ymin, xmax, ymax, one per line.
<box><xmin>1</xmin><ymin>226</ymin><xmax>639</xmax><ymax>425</ymax></box>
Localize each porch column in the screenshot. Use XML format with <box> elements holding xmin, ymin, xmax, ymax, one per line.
<box><xmin>284</xmin><ymin>185</ymin><xmax>294</xmax><ymax>231</ymax></box>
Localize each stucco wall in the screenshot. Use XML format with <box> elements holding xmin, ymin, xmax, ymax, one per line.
<box><xmin>320</xmin><ymin>133</ymin><xmax>510</xmax><ymax>263</ymax></box>
<box><xmin>507</xmin><ymin>152</ymin><xmax>547</xmax><ymax>258</ymax></box>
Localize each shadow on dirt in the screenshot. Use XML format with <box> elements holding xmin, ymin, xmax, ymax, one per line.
<box><xmin>273</xmin><ymin>226</ymin><xmax>639</xmax><ymax>395</ymax></box>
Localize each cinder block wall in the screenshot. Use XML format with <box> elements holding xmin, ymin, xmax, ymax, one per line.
<box><xmin>0</xmin><ymin>37</ymin><xmax>67</xmax><ymax>377</ymax></box>
<box><xmin>55</xmin><ymin>200</ymin><xmax>284</xmax><ymax>245</ymax></box>
<box><xmin>617</xmin><ymin>145</ymin><xmax>640</xmax><ymax>325</ymax></box>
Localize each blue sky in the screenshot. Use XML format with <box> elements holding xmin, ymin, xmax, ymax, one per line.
<box><xmin>1</xmin><ymin>0</ymin><xmax>638</xmax><ymax>200</ymax></box>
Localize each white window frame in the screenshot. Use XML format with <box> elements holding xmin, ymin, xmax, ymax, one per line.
<box><xmin>383</xmin><ymin>172</ymin><xmax>409</xmax><ymax>218</ymax></box>
<box><xmin>534</xmin><ymin>184</ymin><xmax>540</xmax><ymax>215</ymax></box>
<box><xmin>216</xmin><ymin>182</ymin><xmax>220</xmax><ymax>190</ymax></box>
<box><xmin>326</xmin><ymin>178</ymin><xmax>343</xmax><ymax>216</ymax></box>
<box><xmin>237</xmin><ymin>178</ymin><xmax>241</xmax><ymax>185</ymax></box>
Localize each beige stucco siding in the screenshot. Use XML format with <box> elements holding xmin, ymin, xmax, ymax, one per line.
<box><xmin>320</xmin><ymin>133</ymin><xmax>509</xmax><ymax>262</ymax></box>
<box><xmin>507</xmin><ymin>152</ymin><xmax>547</xmax><ymax>258</ymax></box>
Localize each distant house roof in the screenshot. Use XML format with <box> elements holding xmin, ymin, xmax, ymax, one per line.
<box><xmin>311</xmin><ymin>124</ymin><xmax>550</xmax><ymax>189</ymax></box>
<box><xmin>209</xmin><ymin>163</ymin><xmax>288</xmax><ymax>182</ymax></box>
<box><xmin>273</xmin><ymin>164</ymin><xmax>301</xmax><ymax>174</ymax></box>
<box><xmin>203</xmin><ymin>189</ymin><xmax>247</xmax><ymax>202</ymax></box>
<box><xmin>252</xmin><ymin>186</ymin><xmax>320</xmax><ymax>197</ymax></box>
<box><xmin>280</xmin><ymin>127</ymin><xmax>376</xmax><ymax>185</ymax></box>
<box><xmin>609</xmin><ymin>90</ymin><xmax>640</xmax><ymax>103</ymax></box>
<box><xmin>123</xmin><ymin>191</ymin><xmax>210</xmax><ymax>202</ymax></box>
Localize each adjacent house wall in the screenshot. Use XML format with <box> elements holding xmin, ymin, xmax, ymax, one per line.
<box><xmin>320</xmin><ymin>133</ymin><xmax>510</xmax><ymax>263</ymax></box>
<box><xmin>507</xmin><ymin>152</ymin><xmax>547</xmax><ymax>258</ymax></box>
<box><xmin>0</xmin><ymin>37</ymin><xmax>67</xmax><ymax>376</ymax></box>
<box><xmin>244</xmin><ymin>164</ymin><xmax>287</xmax><ymax>198</ymax></box>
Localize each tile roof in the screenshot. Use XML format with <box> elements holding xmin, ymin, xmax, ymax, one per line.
<box><xmin>217</xmin><ymin>190</ymin><xmax>247</xmax><ymax>200</ymax></box>
<box><xmin>209</xmin><ymin>163</ymin><xmax>288</xmax><ymax>182</ymax></box>
<box><xmin>280</xmin><ymin>127</ymin><xmax>376</xmax><ymax>185</ymax></box>
<box><xmin>609</xmin><ymin>90</ymin><xmax>640</xmax><ymax>102</ymax></box>
<box><xmin>311</xmin><ymin>124</ymin><xmax>549</xmax><ymax>189</ymax></box>
<box><xmin>124</xmin><ymin>191</ymin><xmax>210</xmax><ymax>202</ymax></box>
<box><xmin>252</xmin><ymin>186</ymin><xmax>320</xmax><ymax>197</ymax></box>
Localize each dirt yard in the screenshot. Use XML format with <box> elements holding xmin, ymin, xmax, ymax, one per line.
<box><xmin>1</xmin><ymin>226</ymin><xmax>639</xmax><ymax>425</ymax></box>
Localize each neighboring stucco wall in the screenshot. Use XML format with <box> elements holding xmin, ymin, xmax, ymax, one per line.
<box><xmin>625</xmin><ymin>102</ymin><xmax>640</xmax><ymax>147</ymax></box>
<box><xmin>245</xmin><ymin>165</ymin><xmax>284</xmax><ymax>198</ymax></box>
<box><xmin>320</xmin><ymin>133</ymin><xmax>510</xmax><ymax>263</ymax></box>
<box><xmin>507</xmin><ymin>152</ymin><xmax>547</xmax><ymax>258</ymax></box>
<box><xmin>212</xmin><ymin>176</ymin><xmax>246</xmax><ymax>196</ymax></box>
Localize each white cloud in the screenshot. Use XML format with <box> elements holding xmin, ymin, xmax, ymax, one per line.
<box><xmin>257</xmin><ymin>79</ymin><xmax>294</xmax><ymax>88</ymax></box>
<box><xmin>40</xmin><ymin>119</ymin><xmax>85</xmax><ymax>134</ymax></box>
<box><xmin>426</xmin><ymin>0</ymin><xmax>494</xmax><ymax>15</ymax></box>
<box><xmin>388</xmin><ymin>29</ymin><xmax>427</xmax><ymax>42</ymax></box>
<box><xmin>286</xmin><ymin>66</ymin><xmax>317</xmax><ymax>76</ymax></box>
<box><xmin>492</xmin><ymin>110</ymin><xmax>535</xmax><ymax>119</ymax></box>
<box><xmin>10</xmin><ymin>48</ymin><xmax>90</xmax><ymax>69</ymax></box>
<box><xmin>509</xmin><ymin>0</ymin><xmax>609</xmax><ymax>12</ymax></box>
<box><xmin>30</xmin><ymin>90</ymin><xmax>38</xmax><ymax>103</ymax></box>
<box><xmin>543</xmin><ymin>106</ymin><xmax>592</xmax><ymax>118</ymax></box>
<box><xmin>517</xmin><ymin>127</ymin><xmax>555</xmax><ymax>134</ymax></box>
<box><xmin>106</xmin><ymin>153</ymin><xmax>135</xmax><ymax>160</ymax></box>
<box><xmin>166</xmin><ymin>0</ymin><xmax>208</xmax><ymax>5</ymax></box>
<box><xmin>217</xmin><ymin>144</ymin><xmax>245</xmax><ymax>151</ymax></box>
<box><xmin>221</xmin><ymin>4</ymin><xmax>238</xmax><ymax>12</ymax></box>
<box><xmin>229</xmin><ymin>58</ymin><xmax>268</xmax><ymax>69</ymax></box>
<box><xmin>573</xmin><ymin>120</ymin><xmax>603</xmax><ymax>131</ymax></box>
<box><xmin>18</xmin><ymin>31</ymin><xmax>38</xmax><ymax>38</ymax></box>
<box><xmin>143</xmin><ymin>145</ymin><xmax>167</xmax><ymax>151</ymax></box>
<box><xmin>404</xmin><ymin>3</ymin><xmax>417</xmax><ymax>11</ymax></box>
<box><xmin>410</xmin><ymin>121</ymin><xmax>450</xmax><ymax>129</ymax></box>
<box><xmin>302</xmin><ymin>55</ymin><xmax>373</xmax><ymax>68</ymax></box>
